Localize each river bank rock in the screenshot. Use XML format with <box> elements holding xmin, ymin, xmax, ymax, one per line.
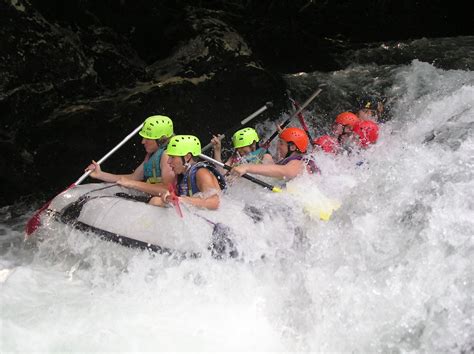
<box><xmin>0</xmin><ymin>2</ymin><xmax>286</xmax><ymax>205</ymax></box>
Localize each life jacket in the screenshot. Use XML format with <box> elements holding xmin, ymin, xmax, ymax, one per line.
<box><xmin>143</xmin><ymin>147</ymin><xmax>165</xmax><ymax>184</ymax></box>
<box><xmin>277</xmin><ymin>154</ymin><xmax>320</xmax><ymax>174</ymax></box>
<box><xmin>177</xmin><ymin>161</ymin><xmax>227</xmax><ymax>197</ymax></box>
<box><xmin>230</xmin><ymin>147</ymin><xmax>269</xmax><ymax>166</ymax></box>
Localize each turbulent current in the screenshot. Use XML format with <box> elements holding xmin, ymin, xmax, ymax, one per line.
<box><xmin>1</xmin><ymin>39</ymin><xmax>473</xmax><ymax>352</ymax></box>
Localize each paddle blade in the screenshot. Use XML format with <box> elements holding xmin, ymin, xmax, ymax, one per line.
<box><xmin>25</xmin><ymin>201</ymin><xmax>50</xmax><ymax>238</ymax></box>
<box><xmin>209</xmin><ymin>223</ymin><xmax>238</xmax><ymax>259</ymax></box>
<box><xmin>285</xmin><ymin>182</ymin><xmax>341</xmax><ymax>221</ymax></box>
<box><xmin>24</xmin><ymin>183</ymin><xmax>76</xmax><ymax>238</ymax></box>
<box><xmin>171</xmin><ymin>197</ymin><xmax>183</xmax><ymax>218</ymax></box>
<box><xmin>303</xmin><ymin>200</ymin><xmax>341</xmax><ymax>221</ymax></box>
<box><xmin>168</xmin><ymin>184</ymin><xmax>183</xmax><ymax>218</ymax></box>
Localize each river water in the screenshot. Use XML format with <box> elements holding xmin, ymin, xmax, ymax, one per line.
<box><xmin>1</xmin><ymin>37</ymin><xmax>473</xmax><ymax>352</ymax></box>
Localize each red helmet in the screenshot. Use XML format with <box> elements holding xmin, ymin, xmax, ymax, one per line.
<box><xmin>353</xmin><ymin>120</ymin><xmax>379</xmax><ymax>147</ymax></box>
<box><xmin>314</xmin><ymin>135</ymin><xmax>339</xmax><ymax>154</ymax></box>
<box><xmin>335</xmin><ymin>112</ymin><xmax>359</xmax><ymax>127</ymax></box>
<box><xmin>280</xmin><ymin>127</ymin><xmax>309</xmax><ymax>153</ymax></box>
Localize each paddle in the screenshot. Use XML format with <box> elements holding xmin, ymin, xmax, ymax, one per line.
<box><xmin>184</xmin><ymin>209</ymin><xmax>238</xmax><ymax>259</ymax></box>
<box><xmin>200</xmin><ymin>152</ymin><xmax>339</xmax><ymax>221</ymax></box>
<box><xmin>287</xmin><ymin>90</ymin><xmax>315</xmax><ymax>144</ymax></box>
<box><xmin>25</xmin><ymin>122</ymin><xmax>146</xmax><ymax>237</ymax></box>
<box><xmin>262</xmin><ymin>88</ymin><xmax>322</xmax><ymax>148</ymax></box>
<box><xmin>198</xmin><ymin>153</ymin><xmax>282</xmax><ymax>193</ymax></box>
<box><xmin>201</xmin><ymin>101</ymin><xmax>273</xmax><ymax>153</ymax></box>
<box><xmin>167</xmin><ymin>184</ymin><xmax>183</xmax><ymax>218</ymax></box>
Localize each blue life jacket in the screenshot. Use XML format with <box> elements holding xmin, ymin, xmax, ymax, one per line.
<box><xmin>177</xmin><ymin>161</ymin><xmax>227</xmax><ymax>197</ymax></box>
<box><xmin>143</xmin><ymin>147</ymin><xmax>165</xmax><ymax>184</ymax></box>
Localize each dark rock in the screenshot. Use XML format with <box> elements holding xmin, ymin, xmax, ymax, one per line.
<box><xmin>0</xmin><ymin>0</ymin><xmax>98</xmax><ymax>97</ymax></box>
<box><xmin>1</xmin><ymin>0</ymin><xmax>470</xmax><ymax>206</ymax></box>
<box><xmin>0</xmin><ymin>2</ymin><xmax>286</xmax><ymax>205</ymax></box>
<box><xmin>79</xmin><ymin>25</ymin><xmax>147</xmax><ymax>89</ymax></box>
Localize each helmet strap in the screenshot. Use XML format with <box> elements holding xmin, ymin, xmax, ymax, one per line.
<box><xmin>156</xmin><ymin>137</ymin><xmax>168</xmax><ymax>148</ymax></box>
<box><xmin>182</xmin><ymin>155</ymin><xmax>193</xmax><ymax>170</ymax></box>
<box><xmin>285</xmin><ymin>142</ymin><xmax>296</xmax><ymax>158</ymax></box>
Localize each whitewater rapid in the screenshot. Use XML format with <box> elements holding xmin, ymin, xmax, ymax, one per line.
<box><xmin>1</xmin><ymin>59</ymin><xmax>473</xmax><ymax>352</ymax></box>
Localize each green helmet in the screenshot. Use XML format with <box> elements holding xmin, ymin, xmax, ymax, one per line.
<box><xmin>232</xmin><ymin>127</ymin><xmax>260</xmax><ymax>148</ymax></box>
<box><xmin>166</xmin><ymin>135</ymin><xmax>201</xmax><ymax>156</ymax></box>
<box><xmin>139</xmin><ymin>115</ymin><xmax>174</xmax><ymax>139</ymax></box>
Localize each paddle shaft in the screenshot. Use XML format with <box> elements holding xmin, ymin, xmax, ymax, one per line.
<box><xmin>198</xmin><ymin>154</ymin><xmax>281</xmax><ymax>193</ymax></box>
<box><xmin>25</xmin><ymin>122</ymin><xmax>145</xmax><ymax>237</ymax></box>
<box><xmin>74</xmin><ymin>123</ymin><xmax>145</xmax><ymax>186</ymax></box>
<box><xmin>201</xmin><ymin>101</ymin><xmax>273</xmax><ymax>153</ymax></box>
<box><xmin>262</xmin><ymin>88</ymin><xmax>322</xmax><ymax>147</ymax></box>
<box><xmin>288</xmin><ymin>94</ymin><xmax>315</xmax><ymax>143</ymax></box>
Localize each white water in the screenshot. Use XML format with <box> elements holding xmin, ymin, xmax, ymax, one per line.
<box><xmin>1</xmin><ymin>60</ymin><xmax>473</xmax><ymax>352</ymax></box>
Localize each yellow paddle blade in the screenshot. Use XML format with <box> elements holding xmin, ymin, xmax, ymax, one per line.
<box><xmin>303</xmin><ymin>199</ymin><xmax>341</xmax><ymax>221</ymax></box>
<box><xmin>285</xmin><ymin>181</ymin><xmax>341</xmax><ymax>221</ymax></box>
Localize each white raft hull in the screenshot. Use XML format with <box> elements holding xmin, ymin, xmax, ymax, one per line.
<box><xmin>45</xmin><ymin>183</ymin><xmax>235</xmax><ymax>258</ymax></box>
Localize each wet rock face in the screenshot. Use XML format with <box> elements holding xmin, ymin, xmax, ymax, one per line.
<box><xmin>2</xmin><ymin>0</ymin><xmax>468</xmax><ymax>205</ymax></box>
<box><xmin>81</xmin><ymin>25</ymin><xmax>147</xmax><ymax>89</ymax></box>
<box><xmin>0</xmin><ymin>1</ymin><xmax>286</xmax><ymax>205</ymax></box>
<box><xmin>0</xmin><ymin>0</ymin><xmax>97</xmax><ymax>123</ymax></box>
<box><xmin>0</xmin><ymin>0</ymin><xmax>95</xmax><ymax>202</ymax></box>
<box><xmin>0</xmin><ymin>3</ymin><xmax>90</xmax><ymax>90</ymax></box>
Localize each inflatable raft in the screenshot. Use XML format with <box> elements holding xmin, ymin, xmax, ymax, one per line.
<box><xmin>44</xmin><ymin>183</ymin><xmax>237</xmax><ymax>259</ymax></box>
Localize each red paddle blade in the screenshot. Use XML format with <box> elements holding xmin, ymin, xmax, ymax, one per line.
<box><xmin>170</xmin><ymin>196</ymin><xmax>183</xmax><ymax>218</ymax></box>
<box><xmin>168</xmin><ymin>184</ymin><xmax>183</xmax><ymax>218</ymax></box>
<box><xmin>24</xmin><ymin>183</ymin><xmax>76</xmax><ymax>238</ymax></box>
<box><xmin>25</xmin><ymin>201</ymin><xmax>50</xmax><ymax>238</ymax></box>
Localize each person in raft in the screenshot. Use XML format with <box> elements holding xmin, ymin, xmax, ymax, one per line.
<box><xmin>231</xmin><ymin>127</ymin><xmax>318</xmax><ymax>181</ymax></box>
<box><xmin>313</xmin><ymin>111</ymin><xmax>360</xmax><ymax>154</ymax></box>
<box><xmin>314</xmin><ymin>111</ymin><xmax>379</xmax><ymax>154</ymax></box>
<box><xmin>210</xmin><ymin>127</ymin><xmax>274</xmax><ymax>174</ymax></box>
<box><xmin>85</xmin><ymin>115</ymin><xmax>175</xmax><ymax>196</ymax></box>
<box><xmin>352</xmin><ymin>119</ymin><xmax>379</xmax><ymax>148</ymax></box>
<box><xmin>355</xmin><ymin>95</ymin><xmax>385</xmax><ymax>122</ymax></box>
<box><xmin>313</xmin><ymin>135</ymin><xmax>340</xmax><ymax>154</ymax></box>
<box><xmin>149</xmin><ymin>135</ymin><xmax>226</xmax><ymax>210</ymax></box>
